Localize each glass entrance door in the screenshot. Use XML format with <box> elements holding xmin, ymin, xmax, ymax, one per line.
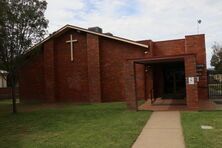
<box><xmin>163</xmin><ymin>64</ymin><xmax>186</xmax><ymax>99</ymax></box>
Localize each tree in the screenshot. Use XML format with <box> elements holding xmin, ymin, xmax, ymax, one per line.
<box><xmin>210</xmin><ymin>42</ymin><xmax>222</xmax><ymax>71</ymax></box>
<box><xmin>0</xmin><ymin>0</ymin><xmax>48</xmax><ymax>113</ymax></box>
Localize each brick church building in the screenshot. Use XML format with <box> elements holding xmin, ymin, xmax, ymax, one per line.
<box><xmin>19</xmin><ymin>24</ymin><xmax>208</xmax><ymax>109</ymax></box>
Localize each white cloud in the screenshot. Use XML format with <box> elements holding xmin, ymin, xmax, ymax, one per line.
<box><xmin>45</xmin><ymin>0</ymin><xmax>84</xmax><ymax>31</ymax></box>
<box><xmin>45</xmin><ymin>0</ymin><xmax>222</xmax><ymax>67</ymax></box>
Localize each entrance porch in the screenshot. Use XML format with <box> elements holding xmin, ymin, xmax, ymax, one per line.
<box><xmin>124</xmin><ymin>54</ymin><xmax>200</xmax><ymax>110</ymax></box>
<box><xmin>145</xmin><ymin>61</ymin><xmax>186</xmax><ymax>103</ymax></box>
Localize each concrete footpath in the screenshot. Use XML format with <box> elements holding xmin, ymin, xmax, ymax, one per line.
<box><xmin>132</xmin><ymin>111</ymin><xmax>185</xmax><ymax>148</ymax></box>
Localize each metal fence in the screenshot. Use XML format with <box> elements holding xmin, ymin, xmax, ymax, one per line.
<box><xmin>208</xmin><ymin>70</ymin><xmax>222</xmax><ymax>99</ymax></box>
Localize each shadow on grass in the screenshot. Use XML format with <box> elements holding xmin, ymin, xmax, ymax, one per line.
<box><xmin>0</xmin><ymin>100</ymin><xmax>151</xmax><ymax>148</ymax></box>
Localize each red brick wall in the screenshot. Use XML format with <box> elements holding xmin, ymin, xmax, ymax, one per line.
<box><xmin>135</xmin><ymin>63</ymin><xmax>145</xmax><ymax>100</ymax></box>
<box><xmin>43</xmin><ymin>39</ymin><xmax>55</xmax><ymax>102</ymax></box>
<box><xmin>0</xmin><ymin>88</ymin><xmax>11</xmax><ymax>99</ymax></box>
<box><xmin>87</xmin><ymin>34</ymin><xmax>101</xmax><ymax>102</ymax></box>
<box><xmin>153</xmin><ymin>39</ymin><xmax>185</xmax><ymax>56</ymax></box>
<box><xmin>124</xmin><ymin>61</ymin><xmax>137</xmax><ymax>110</ymax></box>
<box><xmin>54</xmin><ymin>30</ymin><xmax>89</xmax><ymax>102</ymax></box>
<box><xmin>184</xmin><ymin>55</ymin><xmax>199</xmax><ymax>108</ymax></box>
<box><xmin>99</xmin><ymin>37</ymin><xmax>145</xmax><ymax>102</ymax></box>
<box><xmin>19</xmin><ymin>54</ymin><xmax>45</xmax><ymax>102</ymax></box>
<box><xmin>185</xmin><ymin>35</ymin><xmax>208</xmax><ymax>100</ymax></box>
<box><xmin>0</xmin><ymin>88</ymin><xmax>19</xmax><ymax>99</ymax></box>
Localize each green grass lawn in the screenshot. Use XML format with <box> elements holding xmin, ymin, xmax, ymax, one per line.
<box><xmin>0</xmin><ymin>100</ymin><xmax>151</xmax><ymax>148</ymax></box>
<box><xmin>181</xmin><ymin>111</ymin><xmax>222</xmax><ymax>148</ymax></box>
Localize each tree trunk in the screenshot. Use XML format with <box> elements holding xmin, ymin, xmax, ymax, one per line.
<box><xmin>11</xmin><ymin>72</ymin><xmax>17</xmax><ymax>113</ymax></box>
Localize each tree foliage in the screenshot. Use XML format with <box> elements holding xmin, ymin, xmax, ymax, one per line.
<box><xmin>210</xmin><ymin>42</ymin><xmax>222</xmax><ymax>71</ymax></box>
<box><xmin>0</xmin><ymin>0</ymin><xmax>48</xmax><ymax>113</ymax></box>
<box><xmin>0</xmin><ymin>0</ymin><xmax>48</xmax><ymax>70</ymax></box>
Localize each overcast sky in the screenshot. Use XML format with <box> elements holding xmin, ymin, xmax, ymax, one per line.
<box><xmin>45</xmin><ymin>0</ymin><xmax>222</xmax><ymax>68</ymax></box>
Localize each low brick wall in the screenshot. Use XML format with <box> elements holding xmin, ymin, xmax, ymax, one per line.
<box><xmin>0</xmin><ymin>88</ymin><xmax>19</xmax><ymax>99</ymax></box>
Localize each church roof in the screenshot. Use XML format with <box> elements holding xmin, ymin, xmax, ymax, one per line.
<box><xmin>26</xmin><ymin>24</ymin><xmax>149</xmax><ymax>54</ymax></box>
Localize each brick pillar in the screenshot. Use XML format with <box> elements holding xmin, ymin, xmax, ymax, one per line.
<box><xmin>185</xmin><ymin>34</ymin><xmax>208</xmax><ymax>100</ymax></box>
<box><xmin>184</xmin><ymin>56</ymin><xmax>199</xmax><ymax>109</ymax></box>
<box><xmin>43</xmin><ymin>40</ymin><xmax>55</xmax><ymax>102</ymax></box>
<box><xmin>87</xmin><ymin>34</ymin><xmax>101</xmax><ymax>103</ymax></box>
<box><xmin>124</xmin><ymin>61</ymin><xmax>137</xmax><ymax>110</ymax></box>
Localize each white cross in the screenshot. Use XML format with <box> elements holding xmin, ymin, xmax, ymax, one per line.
<box><xmin>66</xmin><ymin>34</ymin><xmax>78</xmax><ymax>61</ymax></box>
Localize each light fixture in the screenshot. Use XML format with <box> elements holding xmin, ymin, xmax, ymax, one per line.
<box><xmin>145</xmin><ymin>65</ymin><xmax>151</xmax><ymax>72</ymax></box>
<box><xmin>144</xmin><ymin>51</ymin><xmax>148</xmax><ymax>54</ymax></box>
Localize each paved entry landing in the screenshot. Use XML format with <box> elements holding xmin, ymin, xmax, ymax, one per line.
<box><xmin>138</xmin><ymin>99</ymin><xmax>217</xmax><ymax>111</ymax></box>
<box><xmin>132</xmin><ymin>111</ymin><xmax>185</xmax><ymax>148</ymax></box>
